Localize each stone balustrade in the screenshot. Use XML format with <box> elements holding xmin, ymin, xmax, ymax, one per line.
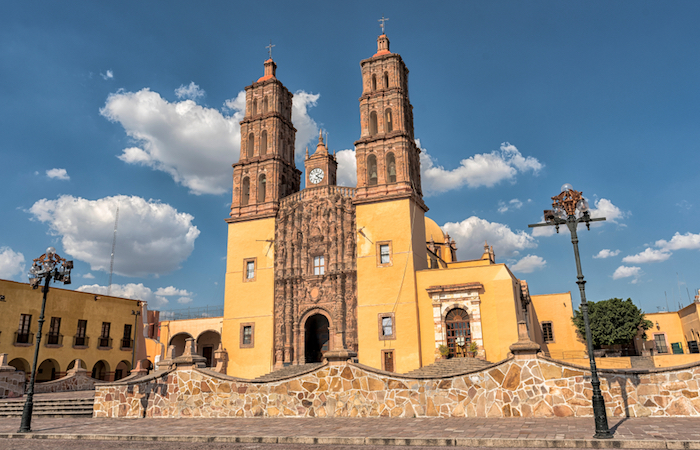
<box><xmin>93</xmin><ymin>354</ymin><xmax>700</xmax><ymax>419</ymax></box>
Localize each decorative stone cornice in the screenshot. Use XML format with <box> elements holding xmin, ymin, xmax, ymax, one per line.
<box><xmin>426</xmin><ymin>282</ymin><xmax>483</xmax><ymax>295</ymax></box>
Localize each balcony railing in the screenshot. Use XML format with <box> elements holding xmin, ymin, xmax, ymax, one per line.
<box><xmin>45</xmin><ymin>332</ymin><xmax>63</xmax><ymax>346</ymax></box>
<box><xmin>97</xmin><ymin>336</ymin><xmax>112</xmax><ymax>349</ymax></box>
<box><xmin>73</xmin><ymin>335</ymin><xmax>89</xmax><ymax>348</ymax></box>
<box><xmin>120</xmin><ymin>338</ymin><xmax>133</xmax><ymax>349</ymax></box>
<box><xmin>14</xmin><ymin>331</ymin><xmax>33</xmax><ymax>345</ymax></box>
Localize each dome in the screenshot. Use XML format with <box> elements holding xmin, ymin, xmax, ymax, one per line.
<box><xmin>424</xmin><ymin>217</ymin><xmax>446</xmax><ymax>244</ymax></box>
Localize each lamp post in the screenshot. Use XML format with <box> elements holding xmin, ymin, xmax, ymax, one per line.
<box><xmin>19</xmin><ymin>247</ymin><xmax>73</xmax><ymax>433</ymax></box>
<box><xmin>131</xmin><ymin>308</ymin><xmax>141</xmax><ymax>370</ymax></box>
<box><xmin>529</xmin><ymin>184</ymin><xmax>612</xmax><ymax>439</ymax></box>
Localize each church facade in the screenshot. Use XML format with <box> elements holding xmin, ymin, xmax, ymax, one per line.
<box><xmin>221</xmin><ymin>33</ymin><xmax>582</xmax><ymax>379</ymax></box>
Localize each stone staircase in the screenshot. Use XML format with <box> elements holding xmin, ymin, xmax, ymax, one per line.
<box><xmin>252</xmin><ymin>363</ymin><xmax>325</xmax><ymax>382</ymax></box>
<box><xmin>630</xmin><ymin>356</ymin><xmax>656</xmax><ymax>369</ymax></box>
<box><xmin>403</xmin><ymin>357</ymin><xmax>492</xmax><ymax>378</ymax></box>
<box><xmin>0</xmin><ymin>393</ymin><xmax>94</xmax><ymax>417</ymax></box>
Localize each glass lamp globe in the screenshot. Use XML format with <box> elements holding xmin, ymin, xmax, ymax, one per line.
<box><xmin>576</xmin><ymin>198</ymin><xmax>589</xmax><ymax>213</ymax></box>
<box><xmin>46</xmin><ymin>246</ymin><xmax>56</xmax><ymax>256</ymax></box>
<box><xmin>554</xmin><ymin>206</ymin><xmax>567</xmax><ymax>219</ymax></box>
<box><xmin>561</xmin><ymin>183</ymin><xmax>573</xmax><ymax>193</ymax></box>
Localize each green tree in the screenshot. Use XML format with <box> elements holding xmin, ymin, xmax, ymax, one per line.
<box><xmin>572</xmin><ymin>298</ymin><xmax>653</xmax><ymax>348</ymax></box>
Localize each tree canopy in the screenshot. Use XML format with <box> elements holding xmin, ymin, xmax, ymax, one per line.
<box><xmin>571</xmin><ymin>297</ymin><xmax>653</xmax><ymax>348</ymax></box>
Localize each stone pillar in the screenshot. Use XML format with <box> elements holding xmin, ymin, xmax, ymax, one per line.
<box><xmin>130</xmin><ymin>360</ymin><xmax>149</xmax><ymax>376</ymax></box>
<box><xmin>171</xmin><ymin>338</ymin><xmax>206</xmax><ymax>368</ymax></box>
<box><xmin>0</xmin><ymin>354</ymin><xmax>14</xmax><ymax>372</ymax></box>
<box><xmin>509</xmin><ymin>321</ymin><xmax>541</xmax><ymax>360</ymax></box>
<box><xmin>156</xmin><ymin>345</ymin><xmax>176</xmax><ymax>371</ymax></box>
<box><xmin>67</xmin><ymin>359</ymin><xmax>87</xmax><ymax>375</ymax></box>
<box><xmin>213</xmin><ymin>343</ymin><xmax>228</xmax><ymax>374</ymax></box>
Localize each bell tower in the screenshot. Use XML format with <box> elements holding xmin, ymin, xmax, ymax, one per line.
<box><xmin>354</xmin><ymin>32</ymin><xmax>424</xmax><ymax>208</ymax></box>
<box><xmin>304</xmin><ymin>130</ymin><xmax>337</xmax><ymax>187</ymax></box>
<box><xmin>229</xmin><ymin>56</ymin><xmax>301</xmax><ymax>222</ymax></box>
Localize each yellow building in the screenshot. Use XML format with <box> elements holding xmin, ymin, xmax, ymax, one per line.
<box><xmin>159</xmin><ymin>316</ymin><xmax>222</xmax><ymax>367</ymax></box>
<box><xmin>637</xmin><ymin>299</ymin><xmax>700</xmax><ymax>367</ymax></box>
<box><xmin>0</xmin><ymin>279</ymin><xmax>146</xmax><ymax>381</ymax></box>
<box><xmin>220</xmin><ymin>32</ymin><xmax>578</xmax><ymax>379</ymax></box>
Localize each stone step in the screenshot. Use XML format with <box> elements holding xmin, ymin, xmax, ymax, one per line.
<box><xmin>0</xmin><ymin>397</ymin><xmax>94</xmax><ymax>417</ymax></box>
<box><xmin>252</xmin><ymin>363</ymin><xmax>325</xmax><ymax>382</ymax></box>
<box><xmin>403</xmin><ymin>357</ymin><xmax>492</xmax><ymax>378</ymax></box>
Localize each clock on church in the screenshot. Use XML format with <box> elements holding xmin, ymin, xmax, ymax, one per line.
<box><xmin>309</xmin><ymin>168</ymin><xmax>324</xmax><ymax>184</ymax></box>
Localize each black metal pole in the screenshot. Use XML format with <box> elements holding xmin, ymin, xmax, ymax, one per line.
<box><xmin>567</xmin><ymin>217</ymin><xmax>612</xmax><ymax>439</ymax></box>
<box><xmin>18</xmin><ymin>273</ymin><xmax>51</xmax><ymax>433</ymax></box>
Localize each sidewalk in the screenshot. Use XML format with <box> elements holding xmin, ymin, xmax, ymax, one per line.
<box><xmin>1</xmin><ymin>416</ymin><xmax>699</xmax><ymax>448</ymax></box>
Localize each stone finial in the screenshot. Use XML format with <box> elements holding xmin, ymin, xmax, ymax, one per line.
<box><xmin>156</xmin><ymin>345</ymin><xmax>176</xmax><ymax>371</ymax></box>
<box><xmin>166</xmin><ymin>344</ymin><xmax>175</xmax><ymax>359</ymax></box>
<box><xmin>323</xmin><ymin>348</ymin><xmax>357</xmax><ymax>366</ymax></box>
<box><xmin>213</xmin><ymin>343</ymin><xmax>229</xmax><ymax>374</ymax></box>
<box><xmin>183</xmin><ymin>338</ymin><xmax>195</xmax><ymax>356</ymax></box>
<box><xmin>130</xmin><ymin>359</ymin><xmax>149</xmax><ymax>376</ymax></box>
<box><xmin>67</xmin><ymin>359</ymin><xmax>87</xmax><ymax>375</ymax></box>
<box><xmin>509</xmin><ymin>320</ymin><xmax>540</xmax><ymax>360</ymax></box>
<box><xmin>0</xmin><ymin>353</ymin><xmax>15</xmax><ymax>372</ymax></box>
<box><xmin>171</xmin><ymin>338</ymin><xmax>206</xmax><ymax>369</ymax></box>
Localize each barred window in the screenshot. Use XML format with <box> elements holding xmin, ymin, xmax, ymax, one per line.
<box><xmin>542</xmin><ymin>322</ymin><xmax>554</xmax><ymax>343</ymax></box>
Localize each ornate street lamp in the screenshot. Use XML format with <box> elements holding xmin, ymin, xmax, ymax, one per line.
<box><xmin>529</xmin><ymin>184</ymin><xmax>612</xmax><ymax>439</ymax></box>
<box><xmin>18</xmin><ymin>247</ymin><xmax>73</xmax><ymax>433</ymax></box>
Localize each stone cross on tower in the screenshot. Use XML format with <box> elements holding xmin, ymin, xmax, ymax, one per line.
<box><xmin>266</xmin><ymin>40</ymin><xmax>275</xmax><ymax>59</ymax></box>
<box><xmin>378</xmin><ymin>15</ymin><xmax>389</xmax><ymax>34</ymax></box>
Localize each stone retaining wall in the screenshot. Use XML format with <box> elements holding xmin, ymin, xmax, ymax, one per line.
<box><xmin>34</xmin><ymin>365</ymin><xmax>101</xmax><ymax>394</ymax></box>
<box><xmin>93</xmin><ymin>356</ymin><xmax>700</xmax><ymax>418</ymax></box>
<box><xmin>0</xmin><ymin>370</ymin><xmax>25</xmax><ymax>398</ymax></box>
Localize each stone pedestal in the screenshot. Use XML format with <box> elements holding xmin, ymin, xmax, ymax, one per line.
<box><xmin>213</xmin><ymin>343</ymin><xmax>228</xmax><ymax>374</ymax></box>
<box><xmin>156</xmin><ymin>345</ymin><xmax>176</xmax><ymax>371</ymax></box>
<box><xmin>323</xmin><ymin>348</ymin><xmax>357</xmax><ymax>366</ymax></box>
<box><xmin>509</xmin><ymin>321</ymin><xmax>541</xmax><ymax>360</ymax></box>
<box><xmin>171</xmin><ymin>338</ymin><xmax>206</xmax><ymax>369</ymax></box>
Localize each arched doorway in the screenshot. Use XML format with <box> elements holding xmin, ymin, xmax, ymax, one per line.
<box><xmin>9</xmin><ymin>358</ymin><xmax>30</xmax><ymax>375</ymax></box>
<box><xmin>169</xmin><ymin>332</ymin><xmax>194</xmax><ymax>358</ymax></box>
<box><xmin>37</xmin><ymin>359</ymin><xmax>59</xmax><ymax>382</ymax></box>
<box><xmin>92</xmin><ymin>360</ymin><xmax>110</xmax><ymax>381</ymax></box>
<box><xmin>66</xmin><ymin>359</ymin><xmax>87</xmax><ymax>371</ymax></box>
<box><xmin>197</xmin><ymin>330</ymin><xmax>221</xmax><ymax>367</ymax></box>
<box><xmin>114</xmin><ymin>360</ymin><xmax>131</xmax><ymax>381</ymax></box>
<box><xmin>304</xmin><ymin>314</ymin><xmax>329</xmax><ymax>363</ymax></box>
<box><xmin>445</xmin><ymin>308</ymin><xmax>471</xmax><ymax>357</ymax></box>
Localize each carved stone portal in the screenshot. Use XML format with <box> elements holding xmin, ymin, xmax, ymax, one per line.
<box><xmin>274</xmin><ymin>187</ymin><xmax>358</xmax><ymax>367</ymax></box>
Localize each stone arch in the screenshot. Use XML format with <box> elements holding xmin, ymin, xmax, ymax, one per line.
<box><xmin>386</xmin><ymin>152</ymin><xmax>396</xmax><ymax>183</ymax></box>
<box><xmin>169</xmin><ymin>332</ymin><xmax>194</xmax><ymax>358</ymax></box>
<box><xmin>260</xmin><ymin>130</ymin><xmax>268</xmax><ymax>155</ymax></box>
<box><xmin>367</xmin><ymin>154</ymin><xmax>378</xmax><ymax>186</ymax></box>
<box><xmin>9</xmin><ymin>358</ymin><xmax>30</xmax><ymax>374</ymax></box>
<box><xmin>369</xmin><ymin>111</ymin><xmax>378</xmax><ymax>135</ymax></box>
<box><xmin>252</xmin><ymin>99</ymin><xmax>257</xmax><ymax>116</ymax></box>
<box><xmin>258</xmin><ymin>173</ymin><xmax>266</xmax><ymax>203</ymax></box>
<box><xmin>371</xmin><ymin>74</ymin><xmax>377</xmax><ymax>91</ymax></box>
<box><xmin>196</xmin><ymin>330</ymin><xmax>221</xmax><ymax>367</ymax></box>
<box><xmin>385</xmin><ymin>108</ymin><xmax>393</xmax><ymax>133</ymax></box>
<box><xmin>247</xmin><ymin>133</ymin><xmax>255</xmax><ymax>158</ymax></box>
<box><xmin>91</xmin><ymin>360</ymin><xmax>110</xmax><ymax>381</ymax></box>
<box><xmin>383</xmin><ymin>71</ymin><xmax>389</xmax><ymax>88</ymax></box>
<box><xmin>37</xmin><ymin>358</ymin><xmax>59</xmax><ymax>382</ymax></box>
<box><xmin>444</xmin><ymin>307</ymin><xmax>471</xmax><ymax>358</ymax></box>
<box><xmin>298</xmin><ymin>308</ymin><xmax>334</xmax><ymax>364</ymax></box>
<box><xmin>241</xmin><ymin>177</ymin><xmax>250</xmax><ymax>206</ymax></box>
<box><xmin>114</xmin><ymin>360</ymin><xmax>131</xmax><ymax>381</ymax></box>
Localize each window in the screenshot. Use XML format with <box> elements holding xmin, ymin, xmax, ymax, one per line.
<box><xmin>121</xmin><ymin>324</ymin><xmax>133</xmax><ymax>349</ymax></box>
<box><xmin>258</xmin><ymin>174</ymin><xmax>266</xmax><ymax>203</ymax></box>
<box><xmin>99</xmin><ymin>322</ymin><xmax>111</xmax><ymax>348</ymax></box>
<box><xmin>369</xmin><ymin>111</ymin><xmax>378</xmax><ymax>135</ymax></box>
<box><xmin>16</xmin><ymin>314</ymin><xmax>31</xmax><ymax>344</ymax></box>
<box><xmin>247</xmin><ymin>133</ymin><xmax>254</xmax><ymax>158</ymax></box>
<box><xmin>377</xmin><ymin>241</ymin><xmax>392</xmax><ymax>267</ymax></box>
<box><xmin>367</xmin><ymin>154</ymin><xmax>378</xmax><ymax>186</ymax></box>
<box><xmin>263</xmin><ymin>96</ymin><xmax>269</xmax><ymax>114</ymax></box>
<box><xmin>313</xmin><ymin>255</ymin><xmax>325</xmax><ymax>275</ymax></box>
<box><xmin>371</xmin><ymin>74</ymin><xmax>377</xmax><ymax>91</ymax></box>
<box><xmin>671</xmin><ymin>342</ymin><xmax>684</xmax><ymax>354</ymax></box>
<box><xmin>244</xmin><ymin>258</ymin><xmax>256</xmax><ymax>282</ymax></box>
<box><xmin>385</xmin><ymin>108</ymin><xmax>393</xmax><ymax>133</ymax></box>
<box><xmin>386</xmin><ymin>153</ymin><xmax>396</xmax><ymax>183</ymax></box>
<box><xmin>382</xmin><ymin>350</ymin><xmax>394</xmax><ymax>372</ymax></box>
<box><xmin>74</xmin><ymin>319</ymin><xmax>87</xmax><ymax>347</ymax></box>
<box><xmin>240</xmin><ymin>323</ymin><xmax>255</xmax><ymax>348</ymax></box>
<box><xmin>241</xmin><ymin>177</ymin><xmax>250</xmax><ymax>206</ymax></box>
<box><xmin>47</xmin><ymin>317</ymin><xmax>61</xmax><ymax>346</ymax></box>
<box><xmin>445</xmin><ymin>308</ymin><xmax>471</xmax><ymax>357</ymax></box>
<box><xmin>689</xmin><ymin>341</ymin><xmax>699</xmax><ymax>354</ymax></box>
<box><xmin>541</xmin><ymin>322</ymin><xmax>554</xmax><ymax>343</ymax></box>
<box><xmin>252</xmin><ymin>99</ymin><xmax>257</xmax><ymax>116</ymax></box>
<box><xmin>654</xmin><ymin>333</ymin><xmax>668</xmax><ymax>354</ymax></box>
<box><xmin>260</xmin><ymin>130</ymin><xmax>268</xmax><ymax>155</ymax></box>
<box><xmin>378</xmin><ymin>313</ymin><xmax>395</xmax><ymax>340</ymax></box>
<box><xmin>383</xmin><ymin>72</ymin><xmax>389</xmax><ymax>88</ymax></box>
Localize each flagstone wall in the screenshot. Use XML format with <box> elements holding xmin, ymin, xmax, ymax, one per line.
<box><xmin>93</xmin><ymin>356</ymin><xmax>700</xmax><ymax>419</ymax></box>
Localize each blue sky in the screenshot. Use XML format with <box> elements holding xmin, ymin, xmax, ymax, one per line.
<box><xmin>1</xmin><ymin>1</ymin><xmax>699</xmax><ymax>314</ymax></box>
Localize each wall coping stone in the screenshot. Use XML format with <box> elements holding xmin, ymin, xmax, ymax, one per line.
<box><xmin>538</xmin><ymin>354</ymin><xmax>700</xmax><ymax>375</ymax></box>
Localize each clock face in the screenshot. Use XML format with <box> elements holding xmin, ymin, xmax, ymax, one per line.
<box><xmin>309</xmin><ymin>168</ymin><xmax>325</xmax><ymax>184</ymax></box>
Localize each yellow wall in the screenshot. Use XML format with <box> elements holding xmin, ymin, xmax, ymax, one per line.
<box><xmin>0</xmin><ymin>279</ymin><xmax>141</xmax><ymax>380</ymax></box>
<box><xmin>160</xmin><ymin>317</ymin><xmax>223</xmax><ymax>350</ymax></box>
<box><xmin>222</xmin><ymin>217</ymin><xmax>276</xmax><ymax>378</ymax></box>
<box><xmin>529</xmin><ymin>292</ymin><xmax>586</xmax><ymax>358</ymax></box>
<box><xmin>355</xmin><ymin>198</ymin><xmax>427</xmax><ymax>373</ymax></box>
<box><xmin>679</xmin><ymin>303</ymin><xmax>700</xmax><ymax>343</ymax></box>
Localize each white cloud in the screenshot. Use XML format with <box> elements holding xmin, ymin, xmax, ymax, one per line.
<box><xmin>82</xmin><ymin>273</ymin><xmax>95</xmax><ymax>279</ymax></box>
<box><xmin>656</xmin><ymin>232</ymin><xmax>700</xmax><ymax>252</ymax></box>
<box><xmin>154</xmin><ymin>286</ymin><xmax>192</xmax><ymax>297</ymax></box>
<box><xmin>589</xmin><ymin>198</ymin><xmax>626</xmax><ymax>224</ymax></box>
<box><xmin>442</xmin><ymin>216</ymin><xmax>537</xmax><ymax>260</ymax></box>
<box><xmin>622</xmin><ymin>248</ymin><xmax>671</xmax><ymax>264</ymax></box>
<box><xmin>76</xmin><ymin>283</ymin><xmax>179</xmax><ymax>308</ymax></box>
<box><xmin>0</xmin><ymin>247</ymin><xmax>25</xmax><ymax>280</ymax></box>
<box><xmin>510</xmin><ymin>254</ymin><xmax>546</xmax><ymax>273</ymax></box>
<box><xmin>177</xmin><ymin>297</ymin><xmax>193</xmax><ymax>304</ymax></box>
<box><xmin>103</xmin><ymin>87</ymin><xmax>320</xmax><ymax>195</ymax></box>
<box><xmin>46</xmin><ymin>168</ymin><xmax>70</xmax><ymax>180</ymax></box>
<box><xmin>335</xmin><ymin>149</ymin><xmax>357</xmax><ymax>187</ymax></box>
<box><xmin>593</xmin><ymin>249</ymin><xmax>620</xmax><ymax>259</ymax></box>
<box><xmin>175</xmin><ymin>82</ymin><xmax>205</xmax><ymax>100</ymax></box>
<box><xmin>612</xmin><ymin>265</ymin><xmax>641</xmax><ymax>282</ymax></box>
<box><xmin>498</xmin><ymin>198</ymin><xmax>523</xmax><ymax>214</ymax></box>
<box><xmin>530</xmin><ymin>223</ymin><xmax>557</xmax><ymax>237</ymax></box>
<box><xmin>29</xmin><ymin>195</ymin><xmax>200</xmax><ymax>277</ymax></box>
<box><xmin>419</xmin><ymin>142</ymin><xmax>543</xmax><ymax>196</ymax></box>
<box><xmin>100</xmin><ymin>70</ymin><xmax>114</xmax><ymax>80</ymax></box>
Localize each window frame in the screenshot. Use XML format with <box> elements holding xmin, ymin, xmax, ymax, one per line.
<box><xmin>312</xmin><ymin>255</ymin><xmax>325</xmax><ymax>276</ymax></box>
<box><xmin>243</xmin><ymin>258</ymin><xmax>256</xmax><ymax>282</ymax></box>
<box><xmin>378</xmin><ymin>312</ymin><xmax>396</xmax><ymax>340</ymax></box>
<box><xmin>240</xmin><ymin>322</ymin><xmax>255</xmax><ymax>348</ymax></box>
<box><xmin>653</xmin><ymin>333</ymin><xmax>669</xmax><ymax>354</ymax></box>
<box><xmin>381</xmin><ymin>349</ymin><xmax>395</xmax><ymax>372</ymax></box>
<box><xmin>541</xmin><ymin>321</ymin><xmax>555</xmax><ymax>343</ymax></box>
<box><xmin>376</xmin><ymin>241</ymin><xmax>393</xmax><ymax>267</ymax></box>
